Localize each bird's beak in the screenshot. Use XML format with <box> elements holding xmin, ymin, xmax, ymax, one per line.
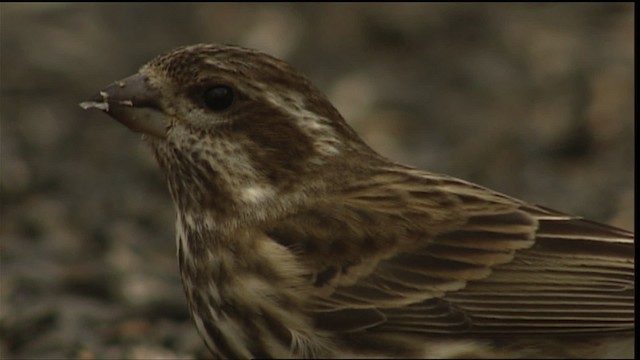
<box><xmin>80</xmin><ymin>73</ymin><xmax>167</xmax><ymax>139</ymax></box>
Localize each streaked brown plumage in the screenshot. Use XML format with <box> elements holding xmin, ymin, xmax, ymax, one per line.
<box><xmin>82</xmin><ymin>44</ymin><xmax>634</xmax><ymax>358</ymax></box>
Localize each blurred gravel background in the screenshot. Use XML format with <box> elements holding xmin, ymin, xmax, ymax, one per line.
<box><xmin>0</xmin><ymin>3</ymin><xmax>634</xmax><ymax>359</ymax></box>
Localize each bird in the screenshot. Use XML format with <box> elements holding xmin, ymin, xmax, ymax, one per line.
<box><xmin>81</xmin><ymin>44</ymin><xmax>634</xmax><ymax>359</ymax></box>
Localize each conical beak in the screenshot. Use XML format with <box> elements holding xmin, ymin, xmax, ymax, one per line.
<box><xmin>80</xmin><ymin>73</ymin><xmax>167</xmax><ymax>139</ymax></box>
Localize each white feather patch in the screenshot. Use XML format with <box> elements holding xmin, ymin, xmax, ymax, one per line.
<box><xmin>239</xmin><ymin>184</ymin><xmax>275</xmax><ymax>204</ymax></box>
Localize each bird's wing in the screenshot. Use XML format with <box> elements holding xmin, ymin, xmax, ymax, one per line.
<box><xmin>266</xmin><ymin>167</ymin><xmax>634</xmax><ymax>336</ymax></box>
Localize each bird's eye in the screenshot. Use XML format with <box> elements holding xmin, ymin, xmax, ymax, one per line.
<box><xmin>203</xmin><ymin>85</ymin><xmax>234</xmax><ymax>111</ymax></box>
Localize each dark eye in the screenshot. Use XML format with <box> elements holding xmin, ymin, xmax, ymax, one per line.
<box><xmin>203</xmin><ymin>85</ymin><xmax>234</xmax><ymax>111</ymax></box>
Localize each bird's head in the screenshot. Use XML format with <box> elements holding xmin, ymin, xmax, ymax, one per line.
<box><xmin>82</xmin><ymin>44</ymin><xmax>375</xmax><ymax>222</ymax></box>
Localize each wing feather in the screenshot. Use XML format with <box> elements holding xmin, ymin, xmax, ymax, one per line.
<box><xmin>266</xmin><ymin>168</ymin><xmax>634</xmax><ymax>337</ymax></box>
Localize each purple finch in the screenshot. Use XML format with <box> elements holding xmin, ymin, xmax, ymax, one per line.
<box><xmin>81</xmin><ymin>44</ymin><xmax>634</xmax><ymax>358</ymax></box>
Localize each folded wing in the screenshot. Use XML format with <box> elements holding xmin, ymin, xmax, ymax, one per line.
<box><xmin>266</xmin><ymin>168</ymin><xmax>634</xmax><ymax>337</ymax></box>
